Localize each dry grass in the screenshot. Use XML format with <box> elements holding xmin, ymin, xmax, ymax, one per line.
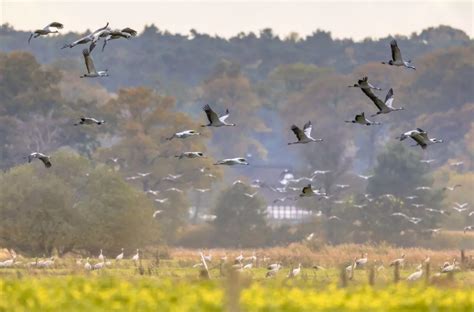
<box><xmin>169</xmin><ymin>243</ymin><xmax>471</xmax><ymax>268</ymax></box>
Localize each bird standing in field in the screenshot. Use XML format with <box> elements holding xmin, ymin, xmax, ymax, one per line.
<box><xmin>80</xmin><ymin>48</ymin><xmax>108</xmax><ymax>78</ymax></box>
<box><xmin>361</xmin><ymin>88</ymin><xmax>404</xmax><ymax>117</ymax></box>
<box><xmin>132</xmin><ymin>249</ymin><xmax>140</xmax><ymax>262</ymax></box>
<box><xmin>28</xmin><ymin>22</ymin><xmax>64</xmax><ymax>43</ymax></box>
<box><xmin>288</xmin><ymin>263</ymin><xmax>301</xmax><ymax>278</ymax></box>
<box><xmin>27</xmin><ymin>152</ymin><xmax>52</xmax><ymax>168</ymax></box>
<box><xmin>116</xmin><ymin>248</ymin><xmax>124</xmax><ymax>261</ymax></box>
<box><xmin>288</xmin><ymin>121</ymin><xmax>323</xmax><ymax>145</ymax></box>
<box><xmin>407</xmin><ymin>265</ymin><xmax>423</xmax><ymax>281</ymax></box>
<box><xmin>201</xmin><ymin>104</ymin><xmax>236</xmax><ymax>127</ymax></box>
<box><xmin>381</xmin><ymin>39</ymin><xmax>416</xmax><ymax>70</ymax></box>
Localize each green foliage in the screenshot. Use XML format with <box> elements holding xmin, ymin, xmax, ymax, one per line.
<box><xmin>214</xmin><ymin>183</ymin><xmax>270</xmax><ymax>247</ymax></box>
<box><xmin>0</xmin><ymin>150</ymin><xmax>158</xmax><ymax>256</ymax></box>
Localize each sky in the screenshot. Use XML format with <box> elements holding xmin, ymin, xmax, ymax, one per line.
<box><xmin>1</xmin><ymin>1</ymin><xmax>472</xmax><ymax>40</ymax></box>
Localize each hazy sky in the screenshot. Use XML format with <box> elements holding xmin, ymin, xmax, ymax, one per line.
<box><xmin>1</xmin><ymin>1</ymin><xmax>472</xmax><ymax>40</ymax></box>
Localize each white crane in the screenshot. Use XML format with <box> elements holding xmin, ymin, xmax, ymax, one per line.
<box><xmin>28</xmin><ymin>22</ymin><xmax>64</xmax><ymax>43</ymax></box>
<box><xmin>235</xmin><ymin>251</ymin><xmax>244</xmax><ymax>263</ymax></box>
<box><xmin>116</xmin><ymin>248</ymin><xmax>124</xmax><ymax>261</ymax></box>
<box><xmin>345</xmin><ymin>112</ymin><xmax>381</xmax><ymax>126</ymax></box>
<box><xmin>243</xmin><ymin>192</ymin><xmax>258</xmax><ymax>198</ymax></box>
<box><xmin>288</xmin><ymin>121</ymin><xmax>323</xmax><ymax>145</ymax></box>
<box><xmin>74</xmin><ymin>117</ymin><xmax>105</xmax><ymax>126</ymax></box>
<box><xmin>132</xmin><ymin>249</ymin><xmax>140</xmax><ymax>262</ymax></box>
<box><xmin>454</xmin><ymin>202</ymin><xmax>469</xmax><ymax>209</ymax></box>
<box><xmin>355</xmin><ymin>253</ymin><xmax>368</xmax><ymax>268</ymax></box>
<box><xmin>98</xmin><ymin>249</ymin><xmax>104</xmax><ymax>261</ymax></box>
<box><xmin>166</xmin><ymin>130</ymin><xmax>200</xmax><ymax>140</ymax></box>
<box><xmin>357</xmin><ymin>174</ymin><xmax>373</xmax><ymax>180</ymax></box>
<box><xmin>80</xmin><ymin>49</ymin><xmax>109</xmax><ymax>78</ymax></box>
<box><xmin>152</xmin><ymin>210</ymin><xmax>163</xmax><ymax>218</ymax></box>
<box><xmin>175</xmin><ymin>152</ymin><xmax>205</xmax><ymax>159</ymax></box>
<box><xmin>154</xmin><ymin>198</ymin><xmax>168</xmax><ymax>204</ymax></box>
<box><xmin>84</xmin><ymin>258</ymin><xmax>92</xmax><ymax>270</ymax></box>
<box><xmin>407</xmin><ymin>265</ymin><xmax>423</xmax><ymax>281</ymax></box>
<box><xmin>348</xmin><ymin>76</ymin><xmax>382</xmax><ymax>90</ymax></box>
<box><xmin>464</xmin><ymin>225</ymin><xmax>474</xmax><ymax>234</ymax></box>
<box><xmin>38</xmin><ymin>257</ymin><xmax>55</xmax><ymax>268</ymax></box>
<box><xmin>361</xmin><ymin>88</ymin><xmax>403</xmax><ymax>117</ymax></box>
<box><xmin>441</xmin><ymin>259</ymin><xmax>458</xmax><ymax>273</ymax></box>
<box><xmin>288</xmin><ymin>263</ymin><xmax>301</xmax><ymax>278</ymax></box>
<box><xmin>381</xmin><ymin>39</ymin><xmax>416</xmax><ymax>70</ymax></box>
<box><xmin>389</xmin><ymin>254</ymin><xmax>406</xmax><ymax>267</ymax></box>
<box><xmin>101</xmin><ymin>27</ymin><xmax>137</xmax><ymax>51</ymax></box>
<box><xmin>214</xmin><ymin>158</ymin><xmax>249</xmax><ymax>166</ymax></box>
<box><xmin>27</xmin><ymin>152</ymin><xmax>52</xmax><ymax>168</ymax></box>
<box><xmin>201</xmin><ymin>104</ymin><xmax>236</xmax><ymax>127</ymax></box>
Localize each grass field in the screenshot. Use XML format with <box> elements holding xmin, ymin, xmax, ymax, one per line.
<box><xmin>1</xmin><ymin>244</ymin><xmax>473</xmax><ymax>311</ymax></box>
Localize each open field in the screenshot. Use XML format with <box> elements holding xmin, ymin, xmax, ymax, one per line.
<box><xmin>1</xmin><ymin>245</ymin><xmax>473</xmax><ymax>311</ymax></box>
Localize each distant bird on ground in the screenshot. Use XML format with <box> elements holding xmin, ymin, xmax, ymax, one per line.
<box><xmin>361</xmin><ymin>88</ymin><xmax>403</xmax><ymax>117</ymax></box>
<box><xmin>345</xmin><ymin>112</ymin><xmax>381</xmax><ymax>126</ymax></box>
<box><xmin>235</xmin><ymin>251</ymin><xmax>244</xmax><ymax>263</ymax></box>
<box><xmin>463</xmin><ymin>226</ymin><xmax>473</xmax><ymax>234</ymax></box>
<box><xmin>74</xmin><ymin>117</ymin><xmax>105</xmax><ymax>126</ymax></box>
<box><xmin>441</xmin><ymin>259</ymin><xmax>458</xmax><ymax>273</ymax></box>
<box><xmin>389</xmin><ymin>254</ymin><xmax>405</xmax><ymax>267</ymax></box>
<box><xmin>84</xmin><ymin>258</ymin><xmax>92</xmax><ymax>270</ymax></box>
<box><xmin>348</xmin><ymin>76</ymin><xmax>382</xmax><ymax>90</ymax></box>
<box><xmin>214</xmin><ymin>158</ymin><xmax>249</xmax><ymax>166</ymax></box>
<box><xmin>381</xmin><ymin>39</ymin><xmax>416</xmax><ymax>70</ymax></box>
<box><xmin>288</xmin><ymin>121</ymin><xmax>323</xmax><ymax>145</ymax></box>
<box><xmin>355</xmin><ymin>253</ymin><xmax>368</xmax><ymax>268</ymax></box>
<box><xmin>443</xmin><ymin>184</ymin><xmax>462</xmax><ymax>191</ymax></box>
<box><xmin>101</xmin><ymin>27</ymin><xmax>137</xmax><ymax>51</ymax></box>
<box><xmin>132</xmin><ymin>249</ymin><xmax>140</xmax><ymax>262</ymax></box>
<box><xmin>62</xmin><ymin>23</ymin><xmax>109</xmax><ymax>49</ymax></box>
<box><xmin>80</xmin><ymin>49</ymin><xmax>108</xmax><ymax>78</ymax></box>
<box><xmin>201</xmin><ymin>104</ymin><xmax>236</xmax><ymax>127</ymax></box>
<box><xmin>175</xmin><ymin>152</ymin><xmax>205</xmax><ymax>159</ymax></box>
<box><xmin>407</xmin><ymin>266</ymin><xmax>423</xmax><ymax>281</ymax></box>
<box><xmin>27</xmin><ymin>152</ymin><xmax>52</xmax><ymax>168</ymax></box>
<box><xmin>116</xmin><ymin>248</ymin><xmax>124</xmax><ymax>261</ymax></box>
<box><xmin>98</xmin><ymin>249</ymin><xmax>104</xmax><ymax>261</ymax></box>
<box><xmin>288</xmin><ymin>263</ymin><xmax>301</xmax><ymax>278</ymax></box>
<box><xmin>166</xmin><ymin>130</ymin><xmax>200</xmax><ymax>140</ymax></box>
<box><xmin>28</xmin><ymin>22</ymin><xmax>63</xmax><ymax>43</ymax></box>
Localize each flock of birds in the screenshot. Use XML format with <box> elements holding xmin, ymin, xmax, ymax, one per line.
<box><xmin>18</xmin><ymin>23</ymin><xmax>473</xmax><ymax>259</ymax></box>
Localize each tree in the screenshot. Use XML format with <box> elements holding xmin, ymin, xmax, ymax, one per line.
<box><xmin>361</xmin><ymin>143</ymin><xmax>444</xmax><ymax>243</ymax></box>
<box><xmin>0</xmin><ymin>150</ymin><xmax>158</xmax><ymax>256</ymax></box>
<box><xmin>213</xmin><ymin>183</ymin><xmax>269</xmax><ymax>247</ymax></box>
